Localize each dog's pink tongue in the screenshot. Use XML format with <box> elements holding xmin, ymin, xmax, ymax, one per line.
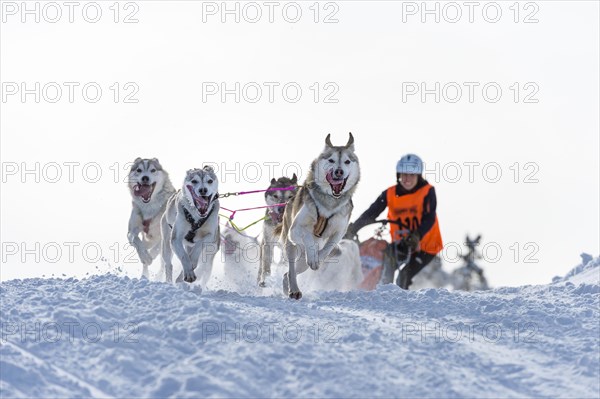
<box><xmin>269</xmin><ymin>210</ymin><xmax>283</xmax><ymax>223</ymax></box>
<box><xmin>134</xmin><ymin>184</ymin><xmax>153</xmax><ymax>201</ymax></box>
<box><xmin>326</xmin><ymin>171</ymin><xmax>344</xmax><ymax>194</ymax></box>
<box><xmin>197</xmin><ymin>196</ymin><xmax>208</xmax><ymax>214</ymax></box>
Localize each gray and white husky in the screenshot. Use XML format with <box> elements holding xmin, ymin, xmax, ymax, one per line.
<box><xmin>278</xmin><ymin>133</ymin><xmax>360</xmax><ymax>299</ymax></box>
<box><xmin>127</xmin><ymin>157</ymin><xmax>175</xmax><ymax>278</ymax></box>
<box><xmin>160</xmin><ymin>166</ymin><xmax>220</xmax><ymax>286</ymax></box>
<box><xmin>257</xmin><ymin>175</ymin><xmax>298</xmax><ymax>287</ymax></box>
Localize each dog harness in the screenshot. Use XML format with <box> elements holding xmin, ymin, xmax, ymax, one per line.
<box><xmin>182</xmin><ymin>207</ymin><xmax>214</xmax><ymax>243</ymax></box>
<box><xmin>313</xmin><ymin>207</ymin><xmax>330</xmax><ymax>238</ymax></box>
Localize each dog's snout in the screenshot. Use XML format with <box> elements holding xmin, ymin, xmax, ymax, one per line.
<box><xmin>334</xmin><ymin>168</ymin><xmax>344</xmax><ymax>178</ymax></box>
<box><xmin>199</xmin><ymin>187</ymin><xmax>208</xmax><ymax>195</ymax></box>
<box><xmin>141</xmin><ymin>176</ymin><xmax>150</xmax><ymax>183</ymax></box>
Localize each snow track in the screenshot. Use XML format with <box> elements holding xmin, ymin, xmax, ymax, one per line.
<box><xmin>1</xmin><ymin>257</ymin><xmax>598</xmax><ymax>398</ymax></box>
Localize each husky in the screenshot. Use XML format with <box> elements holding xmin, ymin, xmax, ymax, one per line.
<box><xmin>278</xmin><ymin>133</ymin><xmax>360</xmax><ymax>299</ymax></box>
<box><xmin>299</xmin><ymin>239</ymin><xmax>364</xmax><ymax>292</ymax></box>
<box><xmin>221</xmin><ymin>222</ymin><xmax>260</xmax><ymax>293</ymax></box>
<box><xmin>127</xmin><ymin>158</ymin><xmax>175</xmax><ymax>278</ymax></box>
<box><xmin>160</xmin><ymin>166</ymin><xmax>220</xmax><ymax>286</ymax></box>
<box><xmin>257</xmin><ymin>175</ymin><xmax>298</xmax><ymax>287</ymax></box>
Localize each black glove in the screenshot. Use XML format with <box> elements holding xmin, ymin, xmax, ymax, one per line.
<box><xmin>405</xmin><ymin>231</ymin><xmax>420</xmax><ymax>251</ymax></box>
<box><xmin>343</xmin><ymin>222</ymin><xmax>357</xmax><ymax>240</ymax></box>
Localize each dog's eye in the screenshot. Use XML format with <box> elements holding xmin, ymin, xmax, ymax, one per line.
<box><xmin>344</xmin><ymin>160</ymin><xmax>351</xmax><ymax>165</ymax></box>
<box><xmin>207</xmin><ymin>179</ymin><xmax>213</xmax><ymax>184</ymax></box>
<box><xmin>273</xmin><ymin>194</ymin><xmax>279</xmax><ymax>199</ymax></box>
<box><xmin>151</xmin><ymin>169</ymin><xmax>156</xmax><ymax>173</ymax></box>
<box><xmin>191</xmin><ymin>179</ymin><xmax>198</xmax><ymax>184</ymax></box>
<box><xmin>136</xmin><ymin>168</ymin><xmax>142</xmax><ymax>173</ymax></box>
<box><xmin>328</xmin><ymin>159</ymin><xmax>335</xmax><ymax>163</ymax></box>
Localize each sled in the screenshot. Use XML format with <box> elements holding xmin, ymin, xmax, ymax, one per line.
<box><xmin>358</xmin><ymin>237</ymin><xmax>388</xmax><ymax>290</ymax></box>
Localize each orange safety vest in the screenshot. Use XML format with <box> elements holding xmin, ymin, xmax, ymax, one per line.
<box><xmin>386</xmin><ymin>184</ymin><xmax>443</xmax><ymax>255</ymax></box>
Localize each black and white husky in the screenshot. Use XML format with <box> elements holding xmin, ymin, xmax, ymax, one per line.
<box><xmin>160</xmin><ymin>166</ymin><xmax>220</xmax><ymax>286</ymax></box>
<box><xmin>278</xmin><ymin>133</ymin><xmax>360</xmax><ymax>299</ymax></box>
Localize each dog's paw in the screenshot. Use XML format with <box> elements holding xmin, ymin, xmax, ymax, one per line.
<box><xmin>138</xmin><ymin>249</ymin><xmax>153</xmax><ymax>266</ymax></box>
<box><xmin>258</xmin><ymin>280</ymin><xmax>266</xmax><ymax>288</ymax></box>
<box><xmin>289</xmin><ymin>291</ymin><xmax>302</xmax><ymax>300</ymax></box>
<box><xmin>183</xmin><ymin>270</ymin><xmax>197</xmax><ymax>283</ymax></box>
<box><xmin>306</xmin><ymin>252</ymin><xmax>320</xmax><ymax>270</ymax></box>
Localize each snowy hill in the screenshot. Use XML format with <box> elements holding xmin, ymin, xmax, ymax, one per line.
<box><xmin>1</xmin><ymin>256</ymin><xmax>599</xmax><ymax>398</ymax></box>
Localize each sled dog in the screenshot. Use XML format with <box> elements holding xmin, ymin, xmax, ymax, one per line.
<box><xmin>160</xmin><ymin>166</ymin><xmax>220</xmax><ymax>286</ymax></box>
<box><xmin>127</xmin><ymin>157</ymin><xmax>175</xmax><ymax>278</ymax></box>
<box><xmin>278</xmin><ymin>133</ymin><xmax>360</xmax><ymax>299</ymax></box>
<box><xmin>257</xmin><ymin>175</ymin><xmax>298</xmax><ymax>287</ymax></box>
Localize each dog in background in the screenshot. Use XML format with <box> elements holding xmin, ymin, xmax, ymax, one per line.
<box><xmin>127</xmin><ymin>157</ymin><xmax>175</xmax><ymax>278</ymax></box>
<box><xmin>257</xmin><ymin>175</ymin><xmax>298</xmax><ymax>287</ymax></box>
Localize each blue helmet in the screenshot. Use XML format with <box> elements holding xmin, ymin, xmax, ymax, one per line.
<box><xmin>396</xmin><ymin>154</ymin><xmax>423</xmax><ymax>174</ymax></box>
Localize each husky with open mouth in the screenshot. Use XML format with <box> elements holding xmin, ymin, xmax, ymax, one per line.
<box><xmin>127</xmin><ymin>157</ymin><xmax>175</xmax><ymax>278</ymax></box>
<box><xmin>160</xmin><ymin>166</ymin><xmax>220</xmax><ymax>286</ymax></box>
<box><xmin>257</xmin><ymin>174</ymin><xmax>298</xmax><ymax>287</ymax></box>
<box><xmin>277</xmin><ymin>133</ymin><xmax>360</xmax><ymax>299</ymax></box>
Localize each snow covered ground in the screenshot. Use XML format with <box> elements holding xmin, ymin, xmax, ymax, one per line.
<box><xmin>1</xmin><ymin>255</ymin><xmax>598</xmax><ymax>398</ymax></box>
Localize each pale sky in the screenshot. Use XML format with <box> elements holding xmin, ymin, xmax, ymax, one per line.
<box><xmin>1</xmin><ymin>1</ymin><xmax>599</xmax><ymax>287</ymax></box>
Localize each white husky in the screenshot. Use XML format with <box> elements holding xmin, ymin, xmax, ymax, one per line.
<box><xmin>127</xmin><ymin>157</ymin><xmax>175</xmax><ymax>278</ymax></box>
<box><xmin>300</xmin><ymin>239</ymin><xmax>364</xmax><ymax>292</ymax></box>
<box><xmin>160</xmin><ymin>166</ymin><xmax>220</xmax><ymax>286</ymax></box>
<box><xmin>278</xmin><ymin>133</ymin><xmax>360</xmax><ymax>299</ymax></box>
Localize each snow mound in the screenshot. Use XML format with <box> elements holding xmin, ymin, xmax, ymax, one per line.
<box><xmin>1</xmin><ymin>258</ymin><xmax>599</xmax><ymax>398</ymax></box>
<box><xmin>554</xmin><ymin>253</ymin><xmax>600</xmax><ymax>286</ymax></box>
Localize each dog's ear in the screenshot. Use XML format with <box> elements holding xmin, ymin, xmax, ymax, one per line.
<box><xmin>151</xmin><ymin>158</ymin><xmax>163</xmax><ymax>170</ymax></box>
<box><xmin>131</xmin><ymin>157</ymin><xmax>142</xmax><ymax>170</ymax></box>
<box><xmin>325</xmin><ymin>134</ymin><xmax>333</xmax><ymax>148</ymax></box>
<box><xmin>291</xmin><ymin>173</ymin><xmax>298</xmax><ymax>184</ymax></box>
<box><xmin>202</xmin><ymin>165</ymin><xmax>215</xmax><ymax>174</ymax></box>
<box><xmin>271</xmin><ymin>178</ymin><xmax>277</xmax><ymax>185</ymax></box>
<box><xmin>344</xmin><ymin>132</ymin><xmax>355</xmax><ymax>150</ymax></box>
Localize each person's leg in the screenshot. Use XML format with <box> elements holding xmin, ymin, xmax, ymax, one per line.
<box><xmin>399</xmin><ymin>252</ymin><xmax>436</xmax><ymax>289</ymax></box>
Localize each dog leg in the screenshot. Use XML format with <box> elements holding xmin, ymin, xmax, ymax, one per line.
<box><xmin>142</xmin><ymin>242</ymin><xmax>160</xmax><ymax>279</ymax></box>
<box><xmin>197</xmin><ymin>240</ymin><xmax>219</xmax><ymax>288</ymax></box>
<box><xmin>284</xmin><ymin>242</ymin><xmax>302</xmax><ymax>299</ymax></box>
<box><xmin>258</xmin><ymin>241</ymin><xmax>273</xmax><ymax>287</ymax></box>
<box><xmin>171</xmin><ymin>234</ymin><xmax>196</xmax><ymax>283</ymax></box>
<box><xmin>302</xmin><ymin>233</ymin><xmax>320</xmax><ymax>271</ymax></box>
<box><xmin>128</xmin><ymin>213</ymin><xmax>153</xmax><ymax>267</ymax></box>
<box><xmin>160</xmin><ymin>216</ymin><xmax>174</xmax><ymax>283</ymax></box>
<box><xmin>318</xmin><ymin>230</ymin><xmax>345</xmax><ymax>265</ymax></box>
